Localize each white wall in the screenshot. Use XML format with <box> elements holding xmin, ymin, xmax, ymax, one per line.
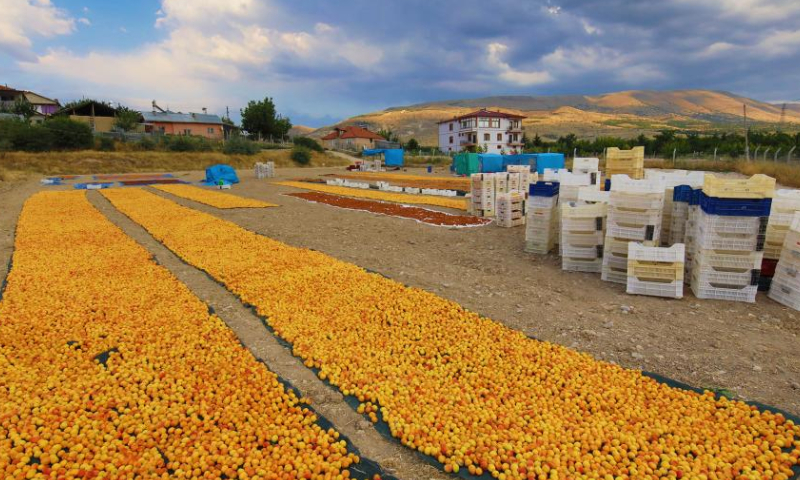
<box><xmin>439</xmin><ymin>117</ymin><xmax>523</xmax><ymax>153</ymax></box>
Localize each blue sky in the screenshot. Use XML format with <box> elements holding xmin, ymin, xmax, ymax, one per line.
<box><xmin>2</xmin><ymin>0</ymin><xmax>799</xmax><ymax>127</ymax></box>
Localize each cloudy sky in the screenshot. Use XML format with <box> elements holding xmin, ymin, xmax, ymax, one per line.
<box><xmin>2</xmin><ymin>0</ymin><xmax>799</xmax><ymax>126</ymax></box>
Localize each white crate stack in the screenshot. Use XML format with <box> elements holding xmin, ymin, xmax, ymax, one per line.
<box><xmin>573</xmin><ymin>157</ymin><xmax>600</xmax><ymax>174</ymax></box>
<box><xmin>496</xmin><ymin>192</ymin><xmax>526</xmax><ymax>228</ymax></box>
<box><xmin>768</xmin><ymin>213</ymin><xmax>800</xmax><ymax>309</ymax></box>
<box><xmin>689</xmin><ymin>176</ymin><xmax>774</xmax><ymax>303</ymax></box>
<box><xmin>255</xmin><ymin>161</ymin><xmax>275</xmax><ymax>179</ymax></box>
<box><xmin>626</xmin><ymin>243</ymin><xmax>685</xmax><ymax>299</ymax></box>
<box><xmin>764</xmin><ymin>189</ymin><xmax>800</xmax><ymax>260</ymax></box>
<box><xmin>525</xmin><ymin>182</ymin><xmax>559</xmax><ymax>254</ymax></box>
<box><xmin>561</xmin><ymin>201</ymin><xmax>606</xmax><ymax>272</ymax></box>
<box><xmin>601</xmin><ymin>175</ymin><xmax>666</xmax><ymax>284</ymax></box>
<box><xmin>469</xmin><ymin>173</ymin><xmax>496</xmax><ymax>217</ymax></box>
<box><xmin>506</xmin><ymin>165</ymin><xmax>535</xmax><ymax>192</ymax></box>
<box><xmin>645</xmin><ymin>170</ymin><xmax>705</xmax><ymax>246</ymax></box>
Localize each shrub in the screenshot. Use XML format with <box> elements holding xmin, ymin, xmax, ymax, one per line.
<box><xmin>137</xmin><ymin>137</ymin><xmax>157</xmax><ymax>151</ymax></box>
<box><xmin>97</xmin><ymin>137</ymin><xmax>115</xmax><ymax>151</ymax></box>
<box><xmin>291</xmin><ymin>145</ymin><xmax>312</xmax><ymax>165</ymax></box>
<box><xmin>0</xmin><ymin>120</ymin><xmax>54</xmax><ymax>151</ymax></box>
<box><xmin>223</xmin><ymin>136</ymin><xmax>260</xmax><ymax>155</ymax></box>
<box><xmin>163</xmin><ymin>135</ymin><xmax>213</xmax><ymax>152</ymax></box>
<box><xmin>292</xmin><ymin>136</ymin><xmax>323</xmax><ymax>152</ymax></box>
<box><xmin>43</xmin><ymin>117</ymin><xmax>93</xmax><ymax>150</ymax></box>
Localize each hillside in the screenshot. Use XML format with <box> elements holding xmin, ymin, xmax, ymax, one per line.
<box><xmin>309</xmin><ymin>90</ymin><xmax>800</xmax><ymax>146</ymax></box>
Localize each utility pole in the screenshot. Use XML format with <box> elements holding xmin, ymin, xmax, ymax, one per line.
<box><xmin>743</xmin><ymin>104</ymin><xmax>749</xmax><ymax>161</ymax></box>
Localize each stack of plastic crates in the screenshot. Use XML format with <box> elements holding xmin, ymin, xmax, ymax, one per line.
<box><xmin>669</xmin><ymin>185</ymin><xmax>693</xmax><ymax>245</ymax></box>
<box><xmin>556</xmin><ymin>171</ymin><xmax>601</xmax><ymax>253</ymax></box>
<box><xmin>762</xmin><ymin>190</ymin><xmax>800</xmax><ymax>290</ymax></box>
<box><xmin>496</xmin><ymin>192</ymin><xmax>526</xmax><ymax>228</ymax></box>
<box><xmin>683</xmin><ymin>188</ymin><xmax>703</xmax><ymax>282</ymax></box>
<box><xmin>525</xmin><ymin>181</ymin><xmax>559</xmax><ymax>254</ymax></box>
<box><xmin>469</xmin><ymin>173</ymin><xmax>495</xmax><ymax>217</ymax></box>
<box><xmin>605</xmin><ymin>146</ymin><xmax>645</xmax><ymax>180</ymax></box>
<box><xmin>601</xmin><ymin>175</ymin><xmax>666</xmax><ymax>284</ymax></box>
<box><xmin>768</xmin><ymin>213</ymin><xmax>800</xmax><ymax>309</ymax></box>
<box><xmin>690</xmin><ymin>174</ymin><xmax>775</xmax><ymax>303</ymax></box>
<box><xmin>626</xmin><ymin>243</ymin><xmax>685</xmax><ymax>298</ymax></box>
<box><xmin>255</xmin><ymin>161</ymin><xmax>275</xmax><ymax>179</ymax></box>
<box><xmin>645</xmin><ymin>170</ymin><xmax>705</xmax><ymax>245</ymax></box>
<box><xmin>561</xmin><ymin>201</ymin><xmax>606</xmax><ymax>272</ymax></box>
<box><xmin>572</xmin><ymin>157</ymin><xmax>600</xmax><ymax>174</ymax></box>
<box><xmin>506</xmin><ymin>165</ymin><xmax>535</xmax><ymax>192</ymax></box>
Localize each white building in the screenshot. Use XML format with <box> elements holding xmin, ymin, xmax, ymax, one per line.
<box><xmin>437</xmin><ymin>109</ymin><xmax>525</xmax><ymax>154</ymax></box>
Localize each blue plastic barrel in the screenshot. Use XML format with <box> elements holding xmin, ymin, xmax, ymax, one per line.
<box><xmin>427</xmin><ymin>166</ymin><xmax>432</xmax><ymax>173</ymax></box>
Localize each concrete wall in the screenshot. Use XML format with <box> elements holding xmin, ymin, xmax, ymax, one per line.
<box><xmin>151</xmin><ymin>122</ymin><xmax>223</xmax><ymax>139</ymax></box>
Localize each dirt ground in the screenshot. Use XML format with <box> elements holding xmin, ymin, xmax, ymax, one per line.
<box><xmin>1</xmin><ymin>166</ymin><xmax>799</xmax><ymax>477</ymax></box>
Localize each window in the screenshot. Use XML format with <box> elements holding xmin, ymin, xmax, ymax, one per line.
<box><xmin>184</xmin><ymin>129</ymin><xmax>191</xmax><ymax>135</ymax></box>
<box><xmin>496</xmin><ymin>145</ymin><xmax>501</xmax><ymax>149</ymax></box>
<box><xmin>460</xmin><ymin>118</ymin><xmax>475</xmax><ymax>129</ymax></box>
<box><xmin>490</xmin><ymin>118</ymin><xmax>500</xmax><ymax>128</ymax></box>
<box><xmin>478</xmin><ymin>117</ymin><xmax>489</xmax><ymax>128</ymax></box>
<box><xmin>483</xmin><ymin>133</ymin><xmax>490</xmax><ymax>141</ymax></box>
<box><xmin>449</xmin><ymin>123</ymin><xmax>453</xmax><ymax>131</ymax></box>
<box><xmin>208</xmin><ymin>127</ymin><xmax>215</xmax><ymax>134</ymax></box>
<box><xmin>449</xmin><ymin>136</ymin><xmax>453</xmax><ymax>144</ymax></box>
<box><xmin>497</xmin><ymin>133</ymin><xmax>502</xmax><ymax>141</ymax></box>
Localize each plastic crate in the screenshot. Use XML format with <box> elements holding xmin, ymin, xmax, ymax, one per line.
<box><xmin>563</xmin><ymin>256</ymin><xmax>603</xmax><ymax>272</ymax></box>
<box><xmin>577</xmin><ymin>187</ymin><xmax>610</xmax><ymax>204</ymax></box>
<box><xmin>701</xmin><ymin>174</ymin><xmax>775</xmax><ymax>199</ymax></box>
<box><xmin>529</xmin><ymin>181</ymin><xmax>560</xmax><ymax>197</ymax></box>
<box><xmin>608</xmin><ymin>208</ymin><xmax>662</xmax><ymax>227</ymax></box>
<box><xmin>628</xmin><ymin>260</ymin><xmax>684</xmax><ymax>281</ymax></box>
<box><xmin>768</xmin><ymin>278</ymin><xmax>800</xmax><ymax>310</ymax></box>
<box><xmin>693</xmin><ymin>264</ymin><xmax>760</xmax><ymax>287</ymax></box>
<box><xmin>528</xmin><ymin>195</ymin><xmax>558</xmax><ymax>208</ymax></box>
<box><xmin>645</xmin><ymin>170</ymin><xmax>705</xmax><ymax>188</ymax></box>
<box><xmin>757</xmin><ymin>275</ymin><xmax>772</xmax><ymax>292</ymax></box>
<box><xmin>573</xmin><ymin>157</ymin><xmax>600</xmax><ymax>172</ymax></box>
<box><xmin>695</xmin><ymin>225</ymin><xmax>763</xmax><ymax>251</ymax></box>
<box><xmin>628</xmin><ymin>243</ymin><xmax>685</xmax><ymax>263</ymax></box>
<box><xmin>562</xmin><ymin>229</ymin><xmax>605</xmax><ymax>244</ymax></box>
<box><xmin>771</xmin><ymin>188</ymin><xmax>800</xmax><ymax>211</ymax></box>
<box><xmin>699</xmin><ymin>192</ymin><xmax>772</xmax><ymax>217</ymax></box>
<box><xmin>601</xmin><ymin>264</ymin><xmax>628</xmax><ymax>284</ymax></box>
<box><xmin>691</xmin><ymin>273</ymin><xmax>758</xmax><ymax>303</ymax></box>
<box><xmin>609</xmin><ymin>174</ymin><xmax>666</xmax><ymax>194</ymax></box>
<box><xmin>696</xmin><ymin>211</ymin><xmax>767</xmax><ymax>235</ymax></box>
<box><xmin>761</xmin><ymin>258</ymin><xmax>779</xmax><ymax>277</ymax></box>
<box><xmin>673</xmin><ymin>185</ymin><xmax>694</xmax><ymax>202</ymax></box>
<box><xmin>693</xmin><ymin>249</ymin><xmax>763</xmax><ymax>271</ymax></box>
<box><xmin>610</xmin><ymin>193</ymin><xmax>665</xmax><ymax>211</ymax></box>
<box><xmin>606</xmin><ymin>220</ymin><xmax>660</xmax><ymax>242</ymax></box>
<box><xmin>627</xmin><ymin>277</ymin><xmax>683</xmax><ymax>299</ymax></box>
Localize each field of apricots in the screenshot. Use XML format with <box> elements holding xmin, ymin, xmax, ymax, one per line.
<box><xmin>333</xmin><ymin>173</ymin><xmax>470</xmax><ymax>191</ymax></box>
<box><xmin>152</xmin><ymin>184</ymin><xmax>278</xmax><ymax>209</ymax></box>
<box><xmin>0</xmin><ymin>191</ymin><xmax>376</xmax><ymax>480</ymax></box>
<box><xmin>101</xmin><ymin>188</ymin><xmax>800</xmax><ymax>480</ymax></box>
<box><xmin>274</xmin><ymin>181</ymin><xmax>468</xmax><ymax>210</ymax></box>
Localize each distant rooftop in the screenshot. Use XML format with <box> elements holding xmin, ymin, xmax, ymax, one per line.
<box><xmin>437</xmin><ymin>108</ymin><xmax>526</xmax><ymax>124</ymax></box>
<box><xmin>142</xmin><ymin>111</ymin><xmax>223</xmax><ymax>125</ymax></box>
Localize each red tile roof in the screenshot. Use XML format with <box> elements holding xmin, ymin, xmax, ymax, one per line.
<box><xmin>322</xmin><ymin>126</ymin><xmax>385</xmax><ymax>141</ymax></box>
<box><xmin>437</xmin><ymin>108</ymin><xmax>526</xmax><ymax>124</ymax></box>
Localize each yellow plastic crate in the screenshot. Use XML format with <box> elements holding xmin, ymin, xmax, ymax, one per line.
<box><xmin>701</xmin><ymin>174</ymin><xmax>775</xmax><ymax>199</ymax></box>
<box><xmin>627</xmin><ymin>259</ymin><xmax>684</xmax><ymax>282</ymax></box>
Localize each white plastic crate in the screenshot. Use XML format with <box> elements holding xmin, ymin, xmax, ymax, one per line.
<box><xmin>529</xmin><ymin>196</ymin><xmax>559</xmax><ymax>208</ymax></box>
<box><xmin>562</xmin><ymin>230</ymin><xmax>605</xmax><ymax>246</ymax></box>
<box><xmin>562</xmin><ymin>243</ymin><xmax>604</xmax><ymax>259</ymax></box>
<box><xmin>573</xmin><ymin>157</ymin><xmax>600</xmax><ymax>173</ymax></box>
<box><xmin>644</xmin><ymin>169</ymin><xmax>705</xmax><ymax>188</ymax></box>
<box><xmin>542</xmin><ymin>168</ymin><xmax>568</xmax><ymax>181</ymax></box>
<box><xmin>558</xmin><ymin>184</ymin><xmax>582</xmax><ymax>203</ymax></box>
<box><xmin>562</xmin><ymin>217</ymin><xmax>604</xmax><ymax>233</ymax></box>
<box><xmin>607</xmin><ymin>208</ymin><xmax>662</xmax><ymax>227</ymax></box>
<box><xmin>606</xmin><ymin>221</ymin><xmax>660</xmax><ymax>242</ymax></box>
<box><xmin>563</xmin><ymin>256</ymin><xmax>603</xmax><ymax>272</ymax></box>
<box><xmin>578</xmin><ymin>187</ymin><xmax>610</xmax><ymax>204</ymax></box>
<box><xmin>693</xmin><ymin>266</ymin><xmax>759</xmax><ymax>287</ymax></box>
<box><xmin>628</xmin><ymin>243</ymin><xmax>685</xmax><ymax>263</ymax></box>
<box><xmin>692</xmin><ymin>249</ymin><xmax>762</xmax><ymax>271</ymax></box>
<box><xmin>694</xmin><ymin>225</ymin><xmax>763</xmax><ymax>251</ymax></box>
<box><xmin>626</xmin><ymin>277</ymin><xmax>683</xmax><ymax>299</ymax></box>
<box><xmin>696</xmin><ymin>211</ymin><xmax>767</xmax><ymax>236</ymax></box>
<box><xmin>558</xmin><ymin>171</ymin><xmax>594</xmax><ymax>186</ymax></box>
<box><xmin>691</xmin><ymin>273</ymin><xmax>758</xmax><ymax>303</ymax></box>
<box><xmin>601</xmin><ymin>265</ymin><xmax>628</xmax><ymax>284</ymax></box>
<box><xmin>610</xmin><ymin>174</ymin><xmax>666</xmax><ymax>194</ymax></box>
<box><xmin>610</xmin><ymin>193</ymin><xmax>665</xmax><ymax>211</ymax></box>
<box><xmin>768</xmin><ymin>278</ymin><xmax>800</xmax><ymax>310</ymax></box>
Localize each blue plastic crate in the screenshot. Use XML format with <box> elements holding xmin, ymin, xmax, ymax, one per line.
<box><xmin>689</xmin><ymin>188</ymin><xmax>702</xmax><ymax>206</ymax></box>
<box><xmin>673</xmin><ymin>185</ymin><xmax>693</xmax><ymax>203</ymax></box>
<box><xmin>529</xmin><ymin>181</ymin><xmax>560</xmax><ymax>197</ymax></box>
<box><xmin>699</xmin><ymin>192</ymin><xmax>772</xmax><ymax>217</ymax></box>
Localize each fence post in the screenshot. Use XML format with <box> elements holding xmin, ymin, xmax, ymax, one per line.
<box><xmin>672</xmin><ymin>148</ymin><xmax>676</xmax><ymax>165</ymax></box>
<box><xmin>754</xmin><ymin>146</ymin><xmax>760</xmax><ymax>160</ymax></box>
<box><xmin>763</xmin><ymin>148</ymin><xmax>770</xmax><ymax>162</ymax></box>
<box><xmin>788</xmin><ymin>146</ymin><xmax>797</xmax><ymax>162</ymax></box>
<box><xmin>774</xmin><ymin>148</ymin><xmax>781</xmax><ymax>162</ymax></box>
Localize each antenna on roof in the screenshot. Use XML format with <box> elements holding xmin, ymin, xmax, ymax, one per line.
<box><xmin>151</xmin><ymin>100</ymin><xmax>166</xmax><ymax>113</ymax></box>
<box><xmin>202</xmin><ymin>107</ymin><xmax>207</xmax><ymax>114</ymax></box>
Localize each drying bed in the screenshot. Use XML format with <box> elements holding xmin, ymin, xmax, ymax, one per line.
<box><xmin>287</xmin><ymin>192</ymin><xmax>490</xmax><ymax>227</ymax></box>
<box><xmin>153</xmin><ymin>184</ymin><xmax>277</xmax><ymax>209</ymax></box>
<box><xmin>102</xmin><ymin>188</ymin><xmax>800</xmax><ymax>480</ymax></box>
<box><xmin>0</xmin><ymin>191</ymin><xmax>380</xmax><ymax>479</ymax></box>
<box><xmin>330</xmin><ymin>173</ymin><xmax>470</xmax><ymax>191</ymax></box>
<box><xmin>274</xmin><ymin>181</ymin><xmax>468</xmax><ymax>211</ymax></box>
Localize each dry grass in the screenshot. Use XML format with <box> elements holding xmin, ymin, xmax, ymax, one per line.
<box><xmin>644</xmin><ymin>158</ymin><xmax>800</xmax><ymax>188</ymax></box>
<box><xmin>0</xmin><ymin>150</ymin><xmax>348</xmax><ymax>177</ymax></box>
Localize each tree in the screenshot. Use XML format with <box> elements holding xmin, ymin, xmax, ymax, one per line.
<box><xmin>0</xmin><ymin>98</ymin><xmax>36</xmax><ymax>120</ymax></box>
<box><xmin>114</xmin><ymin>106</ymin><xmax>141</xmax><ymax>132</ymax></box>
<box><xmin>377</xmin><ymin>128</ymin><xmax>399</xmax><ymax>143</ymax></box>
<box><xmin>240</xmin><ymin>97</ymin><xmax>292</xmax><ymax>141</ymax></box>
<box><xmin>406</xmin><ymin>138</ymin><xmax>419</xmax><ymax>150</ymax></box>
<box><xmin>42</xmin><ymin>118</ymin><xmax>93</xmax><ymax>150</ymax></box>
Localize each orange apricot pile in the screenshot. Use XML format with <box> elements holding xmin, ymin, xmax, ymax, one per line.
<box><xmin>153</xmin><ymin>184</ymin><xmax>277</xmax><ymax>209</ymax></box>
<box><xmin>102</xmin><ymin>188</ymin><xmax>800</xmax><ymax>480</ymax></box>
<box><xmin>0</xmin><ymin>191</ymin><xmax>364</xmax><ymax>479</ymax></box>
<box><xmin>274</xmin><ymin>181</ymin><xmax>468</xmax><ymax>211</ymax></box>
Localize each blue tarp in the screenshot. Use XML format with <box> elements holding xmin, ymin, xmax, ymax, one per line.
<box><xmin>362</xmin><ymin>148</ymin><xmax>405</xmax><ymax>167</ymax></box>
<box><xmin>534</xmin><ymin>153</ymin><xmax>565</xmax><ymax>174</ymax></box>
<box><xmin>502</xmin><ymin>154</ymin><xmax>538</xmax><ymax>169</ymax></box>
<box><xmin>478</xmin><ymin>154</ymin><xmax>504</xmax><ymax>173</ymax></box>
<box><xmin>202</xmin><ymin>164</ymin><xmax>239</xmax><ymax>186</ymax></box>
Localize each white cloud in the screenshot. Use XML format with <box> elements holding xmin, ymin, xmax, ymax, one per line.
<box><xmin>546</xmin><ymin>5</ymin><xmax>562</xmax><ymax>15</ymax></box>
<box><xmin>672</xmin><ymin>0</ymin><xmax>800</xmax><ymax>23</ymax></box>
<box><xmin>581</xmin><ymin>20</ymin><xmax>600</xmax><ymax>35</ymax></box>
<box><xmin>18</xmin><ymin>0</ymin><xmax>383</xmax><ymax>113</ymax></box>
<box><xmin>486</xmin><ymin>43</ymin><xmax>552</xmax><ymax>86</ymax></box>
<box><xmin>0</xmin><ymin>0</ymin><xmax>74</xmax><ymax>60</ymax></box>
<box><xmin>78</xmin><ymin>17</ymin><xmax>91</xmax><ymax>26</ymax></box>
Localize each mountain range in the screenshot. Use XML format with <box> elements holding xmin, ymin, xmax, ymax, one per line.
<box><xmin>304</xmin><ymin>90</ymin><xmax>800</xmax><ymax>146</ymax></box>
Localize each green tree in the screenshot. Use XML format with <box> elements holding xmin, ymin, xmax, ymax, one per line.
<box><xmin>42</xmin><ymin>118</ymin><xmax>93</xmax><ymax>150</ymax></box>
<box><xmin>240</xmin><ymin>97</ymin><xmax>292</xmax><ymax>141</ymax></box>
<box><xmin>377</xmin><ymin>128</ymin><xmax>399</xmax><ymax>143</ymax></box>
<box><xmin>0</xmin><ymin>98</ymin><xmax>37</xmax><ymax>120</ymax></box>
<box><xmin>114</xmin><ymin>106</ymin><xmax>141</xmax><ymax>132</ymax></box>
<box><xmin>406</xmin><ymin>138</ymin><xmax>419</xmax><ymax>150</ymax></box>
<box><xmin>291</xmin><ymin>145</ymin><xmax>312</xmax><ymax>165</ymax></box>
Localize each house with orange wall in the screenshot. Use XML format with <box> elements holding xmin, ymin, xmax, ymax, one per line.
<box><xmin>142</xmin><ymin>107</ymin><xmax>224</xmax><ymax>140</ymax></box>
